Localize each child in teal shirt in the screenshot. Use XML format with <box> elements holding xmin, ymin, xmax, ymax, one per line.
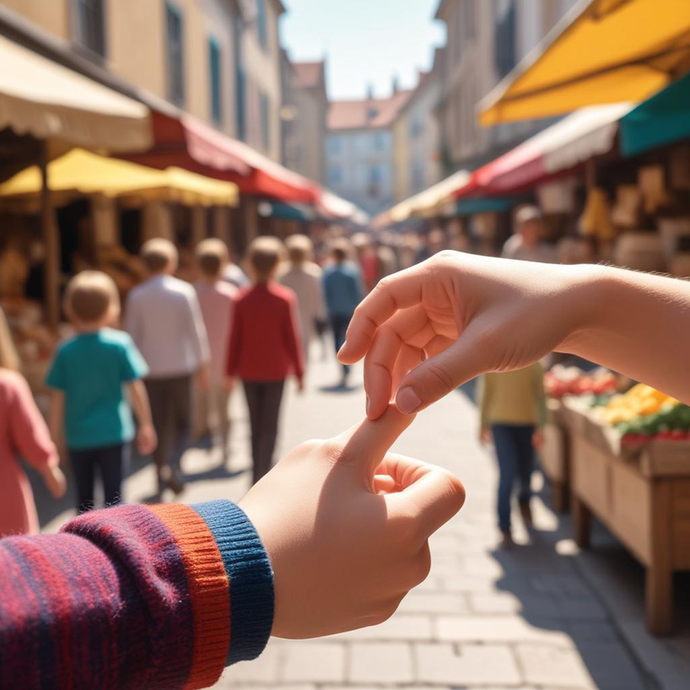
<box><xmin>46</xmin><ymin>271</ymin><xmax>157</xmax><ymax>513</ymax></box>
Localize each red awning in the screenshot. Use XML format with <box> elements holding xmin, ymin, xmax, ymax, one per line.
<box><xmin>126</xmin><ymin>111</ymin><xmax>321</xmax><ymax>204</ymax></box>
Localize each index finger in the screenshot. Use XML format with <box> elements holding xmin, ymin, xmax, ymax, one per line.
<box><xmin>337</xmin><ymin>264</ymin><xmax>425</xmax><ymax>364</ymax></box>
<box><xmin>334</xmin><ymin>404</ymin><xmax>415</xmax><ymax>479</ymax></box>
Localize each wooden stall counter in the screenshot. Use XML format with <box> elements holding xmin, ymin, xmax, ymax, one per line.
<box><xmin>565</xmin><ymin>402</ymin><xmax>690</xmax><ymax>635</ymax></box>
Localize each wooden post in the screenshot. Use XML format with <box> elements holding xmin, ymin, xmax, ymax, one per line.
<box><xmin>191</xmin><ymin>206</ymin><xmax>207</xmax><ymax>246</ymax></box>
<box><xmin>40</xmin><ymin>143</ymin><xmax>60</xmax><ymax>329</ymax></box>
<box><xmin>244</xmin><ymin>197</ymin><xmax>259</xmax><ymax>243</ymax></box>
<box><xmin>572</xmin><ymin>494</ymin><xmax>591</xmax><ymax>549</ymax></box>
<box><xmin>646</xmin><ymin>481</ymin><xmax>673</xmax><ymax>635</ymax></box>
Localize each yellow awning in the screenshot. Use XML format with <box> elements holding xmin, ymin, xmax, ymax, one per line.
<box><xmin>0</xmin><ymin>149</ymin><xmax>239</xmax><ymax>208</ymax></box>
<box><xmin>480</xmin><ymin>0</ymin><xmax>690</xmax><ymax>126</ymax></box>
<box><xmin>0</xmin><ymin>34</ymin><xmax>151</xmax><ymax>151</ymax></box>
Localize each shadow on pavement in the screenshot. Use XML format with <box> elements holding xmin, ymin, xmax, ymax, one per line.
<box><xmin>318</xmin><ymin>383</ymin><xmax>362</xmax><ymax>394</ymax></box>
<box><xmin>488</xmin><ymin>482</ymin><xmax>656</xmax><ymax>690</ymax></box>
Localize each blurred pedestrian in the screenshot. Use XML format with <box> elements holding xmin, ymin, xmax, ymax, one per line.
<box><xmin>502</xmin><ymin>206</ymin><xmax>556</xmax><ymax>263</ymax></box>
<box><xmin>227</xmin><ymin>237</ymin><xmax>304</xmax><ymax>484</ymax></box>
<box><xmin>478</xmin><ymin>363</ymin><xmax>546</xmax><ymax>548</ymax></box>
<box><xmin>415</xmin><ymin>228</ymin><xmax>446</xmax><ymax>263</ymax></box>
<box><xmin>0</xmin><ymin>306</ymin><xmax>66</xmax><ymax>536</ymax></box>
<box><xmin>194</xmin><ymin>239</ymin><xmax>237</xmax><ymax>462</ymax></box>
<box><xmin>352</xmin><ymin>233</ymin><xmax>378</xmax><ymax>292</ymax></box>
<box><xmin>47</xmin><ymin>272</ymin><xmax>155</xmax><ymax>514</ymax></box>
<box><xmin>322</xmin><ymin>239</ymin><xmax>363</xmax><ymax>387</ymax></box>
<box><xmin>279</xmin><ymin>234</ymin><xmax>327</xmax><ymax>361</ymax></box>
<box><xmin>223</xmin><ymin>253</ymin><xmax>250</xmax><ymax>289</ymax></box>
<box><xmin>125</xmin><ymin>239</ymin><xmax>210</xmax><ymax>499</ymax></box>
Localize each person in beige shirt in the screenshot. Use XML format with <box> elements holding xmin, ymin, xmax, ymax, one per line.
<box><xmin>279</xmin><ymin>234</ymin><xmax>327</xmax><ymax>362</ymax></box>
<box><xmin>478</xmin><ymin>363</ymin><xmax>546</xmax><ymax>548</ymax></box>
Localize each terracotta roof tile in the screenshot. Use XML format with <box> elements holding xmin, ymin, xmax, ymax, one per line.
<box><xmin>327</xmin><ymin>90</ymin><xmax>413</xmax><ymax>130</ymax></box>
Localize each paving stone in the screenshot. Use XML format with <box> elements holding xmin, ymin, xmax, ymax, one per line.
<box><xmin>414</xmin><ymin>642</ymin><xmax>521</xmax><ymax>686</ymax></box>
<box><xmin>436</xmin><ymin>615</ymin><xmax>573</xmax><ymax>646</ymax></box>
<box><xmin>332</xmin><ymin>614</ymin><xmax>433</xmax><ymax>641</ymax></box>
<box><xmin>574</xmin><ymin>642</ymin><xmax>648</xmax><ymax>690</ymax></box>
<box><xmin>349</xmin><ymin>643</ymin><xmax>413</xmax><ymax>684</ymax></box>
<box><xmin>222</xmin><ymin>642</ymin><xmax>283</xmax><ymax>684</ymax></box>
<box><xmin>281</xmin><ymin>642</ymin><xmax>346</xmax><ymax>683</ymax></box>
<box><xmin>516</xmin><ymin>644</ymin><xmax>595</xmax><ymax>689</ymax></box>
<box><xmin>397</xmin><ymin>591</ymin><xmax>469</xmax><ymax>614</ymax></box>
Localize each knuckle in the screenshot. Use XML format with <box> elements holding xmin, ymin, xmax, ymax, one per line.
<box><xmin>424</xmin><ymin>361</ymin><xmax>456</xmax><ymax>396</ymax></box>
<box><xmin>412</xmin><ymin>547</ymin><xmax>432</xmax><ymax>586</ymax></box>
<box><xmin>435</xmin><ymin>249</ymin><xmax>458</xmax><ymax>264</ymax></box>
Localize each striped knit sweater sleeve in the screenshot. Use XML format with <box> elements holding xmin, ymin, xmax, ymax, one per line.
<box><xmin>0</xmin><ymin>500</ymin><xmax>274</xmax><ymax>690</ymax></box>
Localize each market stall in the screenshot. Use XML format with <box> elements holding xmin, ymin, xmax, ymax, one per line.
<box><xmin>561</xmin><ymin>384</ymin><xmax>690</xmax><ymax>635</ymax></box>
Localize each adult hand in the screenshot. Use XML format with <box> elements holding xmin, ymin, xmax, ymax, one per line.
<box><xmin>239</xmin><ymin>405</ymin><xmax>465</xmax><ymax>639</ymax></box>
<box><xmin>338</xmin><ymin>252</ymin><xmax>592</xmax><ymax>419</ymax></box>
<box><xmin>479</xmin><ymin>427</ymin><xmax>491</xmax><ymax>446</ymax></box>
<box><xmin>532</xmin><ymin>428</ymin><xmax>544</xmax><ymax>449</ymax></box>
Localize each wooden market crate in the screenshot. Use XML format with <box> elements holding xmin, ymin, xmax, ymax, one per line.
<box><xmin>541</xmin><ymin>399</ymin><xmax>571</xmax><ymax>512</ymax></box>
<box><xmin>570</xmin><ymin>417</ymin><xmax>690</xmax><ymax>636</ymax></box>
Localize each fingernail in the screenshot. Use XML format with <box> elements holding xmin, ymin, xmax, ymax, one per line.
<box><xmin>396</xmin><ymin>387</ymin><xmax>422</xmax><ymax>414</ymax></box>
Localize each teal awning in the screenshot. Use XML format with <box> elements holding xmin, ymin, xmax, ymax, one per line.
<box><xmin>620</xmin><ymin>72</ymin><xmax>690</xmax><ymax>158</ymax></box>
<box><xmin>258</xmin><ymin>200</ymin><xmax>313</xmax><ymax>221</ymax></box>
<box><xmin>455</xmin><ymin>197</ymin><xmax>517</xmax><ymax>216</ymax></box>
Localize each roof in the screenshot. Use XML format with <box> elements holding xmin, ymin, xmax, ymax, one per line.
<box><xmin>293</xmin><ymin>61</ymin><xmax>324</xmax><ymax>89</ymax></box>
<box><xmin>328</xmin><ymin>90</ymin><xmax>413</xmax><ymax>130</ymax></box>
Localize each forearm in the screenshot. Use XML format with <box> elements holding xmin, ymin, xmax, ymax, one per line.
<box><xmin>560</xmin><ymin>265</ymin><xmax>690</xmax><ymax>403</ymax></box>
<box><xmin>48</xmin><ymin>393</ymin><xmax>64</xmax><ymax>449</ymax></box>
<box><xmin>0</xmin><ymin>500</ymin><xmax>273</xmax><ymax>688</ymax></box>
<box><xmin>129</xmin><ymin>379</ymin><xmax>153</xmax><ymax>426</ymax></box>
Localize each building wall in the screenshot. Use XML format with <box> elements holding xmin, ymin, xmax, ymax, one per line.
<box><xmin>326</xmin><ymin>129</ymin><xmax>395</xmax><ymax>216</ymax></box>
<box><xmin>436</xmin><ymin>0</ymin><xmax>579</xmax><ymax>172</ymax></box>
<box><xmin>2</xmin><ymin>0</ymin><xmax>69</xmax><ymax>39</ymax></box>
<box><xmin>393</xmin><ymin>111</ymin><xmax>410</xmax><ymax>203</ymax></box>
<box><xmin>4</xmin><ymin>0</ymin><xmax>285</xmax><ymax>156</ymax></box>
<box><xmin>290</xmin><ymin>87</ymin><xmax>326</xmax><ymax>183</ymax></box>
<box><xmin>405</xmin><ymin>74</ymin><xmax>442</xmax><ymax>197</ymax></box>
<box><xmin>241</xmin><ymin>0</ymin><xmax>283</xmax><ymax>161</ymax></box>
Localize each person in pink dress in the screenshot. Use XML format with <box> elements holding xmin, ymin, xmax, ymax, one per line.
<box><xmin>0</xmin><ymin>306</ymin><xmax>66</xmax><ymax>536</ymax></box>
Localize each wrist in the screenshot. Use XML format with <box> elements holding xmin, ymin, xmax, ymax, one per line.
<box><xmin>557</xmin><ymin>264</ymin><xmax>615</xmax><ymax>357</ymax></box>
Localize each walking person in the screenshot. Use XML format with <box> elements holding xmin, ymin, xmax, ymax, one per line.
<box><xmin>46</xmin><ymin>271</ymin><xmax>155</xmax><ymax>514</ymax></box>
<box><xmin>227</xmin><ymin>237</ymin><xmax>304</xmax><ymax>485</ymax></box>
<box><xmin>0</xmin><ymin>307</ymin><xmax>66</xmax><ymax>536</ymax></box>
<box><xmin>502</xmin><ymin>205</ymin><xmax>556</xmax><ymax>263</ymax></box>
<box><xmin>322</xmin><ymin>239</ymin><xmax>363</xmax><ymax>387</ymax></box>
<box><xmin>478</xmin><ymin>364</ymin><xmax>546</xmax><ymax>548</ymax></box>
<box><xmin>125</xmin><ymin>239</ymin><xmax>210</xmax><ymax>498</ymax></box>
<box><xmin>279</xmin><ymin>234</ymin><xmax>327</xmax><ymax>362</ymax></box>
<box><xmin>194</xmin><ymin>238</ymin><xmax>237</xmax><ymax>462</ymax></box>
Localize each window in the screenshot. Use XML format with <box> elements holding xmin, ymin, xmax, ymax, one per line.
<box><xmin>208</xmin><ymin>37</ymin><xmax>222</xmax><ymax>125</ymax></box>
<box><xmin>328</xmin><ymin>166</ymin><xmax>343</xmax><ymax>186</ymax></box>
<box><xmin>256</xmin><ymin>0</ymin><xmax>268</xmax><ymax>51</ymax></box>
<box><xmin>373</xmin><ymin>132</ymin><xmax>387</xmax><ymax>151</ymax></box>
<box><xmin>409</xmin><ymin>116</ymin><xmax>423</xmax><ymax>138</ymax></box>
<box><xmin>166</xmin><ymin>2</ymin><xmax>185</xmax><ymax>106</ymax></box>
<box><xmin>367</xmin><ymin>165</ymin><xmax>383</xmax><ymax>198</ymax></box>
<box><xmin>495</xmin><ymin>0</ymin><xmax>516</xmax><ymax>79</ymax></box>
<box><xmin>260</xmin><ymin>91</ymin><xmax>271</xmax><ymax>151</ymax></box>
<box><xmin>328</xmin><ymin>136</ymin><xmax>342</xmax><ymax>154</ymax></box>
<box><xmin>74</xmin><ymin>0</ymin><xmax>106</xmax><ymax>57</ymax></box>
<box><xmin>233</xmin><ymin>18</ymin><xmax>246</xmax><ymax>140</ymax></box>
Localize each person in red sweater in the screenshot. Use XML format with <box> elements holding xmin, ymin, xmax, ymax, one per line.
<box><xmin>227</xmin><ymin>237</ymin><xmax>304</xmax><ymax>484</ymax></box>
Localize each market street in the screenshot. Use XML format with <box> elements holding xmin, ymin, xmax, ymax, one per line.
<box><xmin>35</xmin><ymin>354</ymin><xmax>690</xmax><ymax>690</ymax></box>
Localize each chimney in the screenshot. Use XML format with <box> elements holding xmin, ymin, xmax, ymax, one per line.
<box><xmin>392</xmin><ymin>75</ymin><xmax>399</xmax><ymax>95</ymax></box>
<box><xmin>366</xmin><ymin>82</ymin><xmax>374</xmax><ymax>101</ymax></box>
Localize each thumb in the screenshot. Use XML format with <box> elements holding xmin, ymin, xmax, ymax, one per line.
<box><xmin>394</xmin><ymin>325</ymin><xmax>489</xmax><ymax>414</ymax></box>
<box><xmin>334</xmin><ymin>404</ymin><xmax>415</xmax><ymax>479</ymax></box>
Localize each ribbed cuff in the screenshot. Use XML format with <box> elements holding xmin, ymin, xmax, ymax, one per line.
<box><xmin>193</xmin><ymin>500</ymin><xmax>274</xmax><ymax>665</ymax></box>
<box><xmin>148</xmin><ymin>504</ymin><xmax>231</xmax><ymax>689</ymax></box>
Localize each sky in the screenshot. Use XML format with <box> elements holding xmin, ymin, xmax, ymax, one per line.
<box><xmin>281</xmin><ymin>0</ymin><xmax>446</xmax><ymax>101</ymax></box>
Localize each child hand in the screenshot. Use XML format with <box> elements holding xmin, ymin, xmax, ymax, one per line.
<box><xmin>43</xmin><ymin>465</ymin><xmax>67</xmax><ymax>499</ymax></box>
<box><xmin>239</xmin><ymin>405</ymin><xmax>465</xmax><ymax>639</ymax></box>
<box><xmin>296</xmin><ymin>377</ymin><xmax>305</xmax><ymax>393</ymax></box>
<box><xmin>137</xmin><ymin>423</ymin><xmax>157</xmax><ymax>456</ymax></box>
<box><xmin>532</xmin><ymin>428</ymin><xmax>544</xmax><ymax>448</ymax></box>
<box><xmin>479</xmin><ymin>427</ymin><xmax>491</xmax><ymax>445</ymax></box>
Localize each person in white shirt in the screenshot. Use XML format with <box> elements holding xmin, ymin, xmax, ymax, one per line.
<box><xmin>279</xmin><ymin>234</ymin><xmax>327</xmax><ymax>362</ymax></box>
<box><xmin>502</xmin><ymin>206</ymin><xmax>557</xmax><ymax>263</ymax></box>
<box><xmin>125</xmin><ymin>239</ymin><xmax>210</xmax><ymax>498</ymax></box>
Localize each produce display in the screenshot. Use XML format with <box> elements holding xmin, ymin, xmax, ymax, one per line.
<box><xmin>545</xmin><ymin>365</ymin><xmax>617</xmax><ymax>399</ymax></box>
<box><xmin>595</xmin><ymin>383</ymin><xmax>689</xmax><ymax>444</ymax></box>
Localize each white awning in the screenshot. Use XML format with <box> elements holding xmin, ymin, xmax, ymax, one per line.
<box><xmin>0</xmin><ymin>34</ymin><xmax>152</xmax><ymax>152</ymax></box>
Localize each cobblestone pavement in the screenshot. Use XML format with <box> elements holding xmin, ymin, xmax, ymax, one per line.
<box><xmin>36</xmin><ymin>354</ymin><xmax>688</xmax><ymax>689</ymax></box>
